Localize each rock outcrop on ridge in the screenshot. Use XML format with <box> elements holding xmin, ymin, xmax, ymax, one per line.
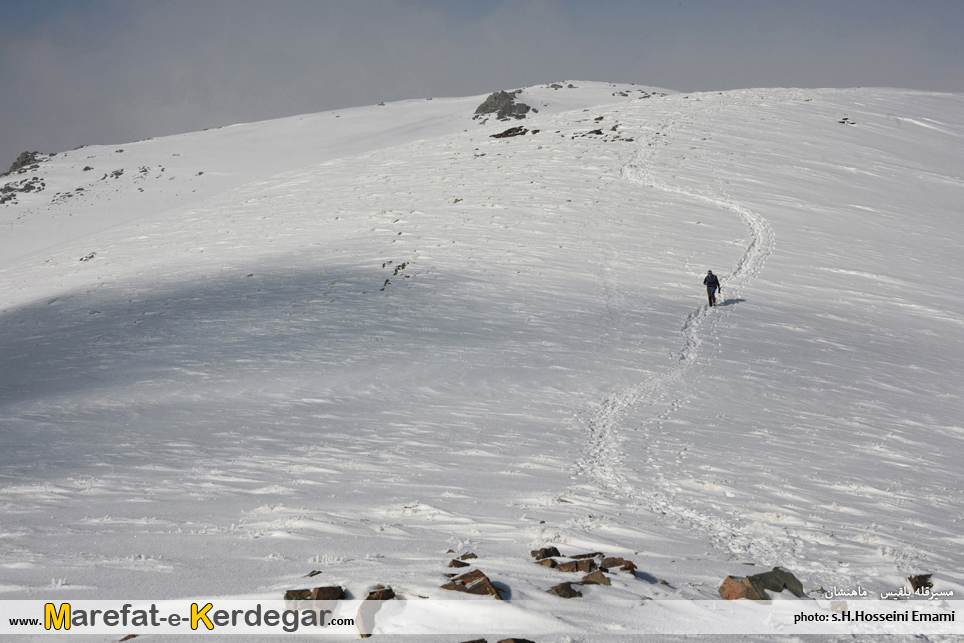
<box><xmin>473</xmin><ymin>90</ymin><xmax>533</xmax><ymax>121</ymax></box>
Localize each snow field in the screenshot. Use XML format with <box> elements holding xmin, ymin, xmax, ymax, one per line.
<box><xmin>1</xmin><ymin>83</ymin><xmax>963</xmax><ymax>641</ymax></box>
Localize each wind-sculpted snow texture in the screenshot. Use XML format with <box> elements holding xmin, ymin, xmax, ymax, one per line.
<box><xmin>1</xmin><ymin>83</ymin><xmax>963</xmax><ymax>641</ymax></box>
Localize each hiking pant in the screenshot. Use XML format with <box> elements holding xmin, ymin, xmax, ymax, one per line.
<box><xmin>707</xmin><ymin>287</ymin><xmax>717</xmax><ymax>306</ymax></box>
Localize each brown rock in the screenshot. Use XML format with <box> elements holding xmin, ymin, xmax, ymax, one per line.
<box><xmin>311</xmin><ymin>586</ymin><xmax>345</xmax><ymax>600</ymax></box>
<box><xmin>531</xmin><ymin>546</ymin><xmax>561</xmax><ymax>560</ymax></box>
<box><xmin>366</xmin><ymin>586</ymin><xmax>396</xmax><ymax>601</ymax></box>
<box><xmin>599</xmin><ymin>556</ymin><xmax>633</xmax><ymax>570</ymax></box>
<box><xmin>580</xmin><ymin>570</ymin><xmax>611</xmax><ymax>586</ymax></box>
<box><xmin>449</xmin><ymin>559</ymin><xmax>471</xmax><ymax>568</ymax></box>
<box><xmin>535</xmin><ymin>558</ymin><xmax>557</xmax><ymax>568</ymax></box>
<box><xmin>556</xmin><ymin>559</ymin><xmax>596</xmax><ymax>573</ymax></box>
<box><xmin>441</xmin><ymin>569</ymin><xmax>503</xmax><ymax>600</ymax></box>
<box><xmin>718</xmin><ymin>576</ymin><xmax>767</xmax><ymax>601</ymax></box>
<box><xmin>908</xmin><ymin>573</ymin><xmax>933</xmax><ymax>592</ymax></box>
<box><xmin>571</xmin><ymin>552</ymin><xmax>604</xmax><ymax>559</ymax></box>
<box><xmin>444</xmin><ymin>569</ymin><xmax>487</xmax><ymax>586</ymax></box>
<box><xmin>459</xmin><ymin>552</ymin><xmax>479</xmax><ymax>560</ymax></box>
<box><xmin>358</xmin><ymin>586</ymin><xmax>396</xmax><ymax>638</ymax></box>
<box><xmin>463</xmin><ymin>579</ymin><xmax>502</xmax><ymax>598</ymax></box>
<box><xmin>546</xmin><ymin>582</ymin><xmax>583</xmax><ymax>598</ymax></box>
<box><xmin>283</xmin><ymin>589</ymin><xmax>312</xmax><ymax>600</ymax></box>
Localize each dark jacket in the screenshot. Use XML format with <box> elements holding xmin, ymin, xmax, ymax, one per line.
<box><xmin>703</xmin><ymin>274</ymin><xmax>720</xmax><ymax>289</ymax></box>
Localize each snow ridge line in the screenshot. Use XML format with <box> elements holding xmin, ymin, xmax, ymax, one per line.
<box><xmin>572</xmin><ymin>98</ymin><xmax>781</xmax><ymax>561</ymax></box>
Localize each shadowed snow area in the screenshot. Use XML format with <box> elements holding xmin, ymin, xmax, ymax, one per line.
<box><xmin>1</xmin><ymin>82</ymin><xmax>963</xmax><ymax>640</ymax></box>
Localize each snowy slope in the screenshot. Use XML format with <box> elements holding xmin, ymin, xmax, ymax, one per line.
<box><xmin>0</xmin><ymin>81</ymin><xmax>666</xmax><ymax>264</ymax></box>
<box><xmin>1</xmin><ymin>83</ymin><xmax>963</xmax><ymax>641</ymax></box>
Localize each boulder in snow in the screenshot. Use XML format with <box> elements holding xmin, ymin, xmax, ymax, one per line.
<box><xmin>441</xmin><ymin>569</ymin><xmax>503</xmax><ymax>599</ymax></box>
<box><xmin>546</xmin><ymin>581</ymin><xmax>582</xmax><ymax>598</ymax></box>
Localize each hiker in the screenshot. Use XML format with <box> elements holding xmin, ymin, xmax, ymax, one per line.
<box><xmin>703</xmin><ymin>270</ymin><xmax>721</xmax><ymax>306</ymax></box>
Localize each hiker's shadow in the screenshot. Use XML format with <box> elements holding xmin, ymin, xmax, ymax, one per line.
<box><xmin>717</xmin><ymin>298</ymin><xmax>746</xmax><ymax>307</ymax></box>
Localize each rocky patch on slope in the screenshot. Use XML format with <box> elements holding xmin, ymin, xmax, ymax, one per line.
<box><xmin>2</xmin><ymin>151</ymin><xmax>49</xmax><ymax>177</ymax></box>
<box><xmin>1</xmin><ymin>151</ymin><xmax>52</xmax><ymax>204</ymax></box>
<box><xmin>473</xmin><ymin>90</ymin><xmax>535</xmax><ymax>122</ymax></box>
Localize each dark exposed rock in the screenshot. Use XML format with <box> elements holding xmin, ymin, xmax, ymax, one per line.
<box><xmin>546</xmin><ymin>582</ymin><xmax>582</xmax><ymax>598</ymax></box>
<box><xmin>719</xmin><ymin>567</ymin><xmax>804</xmax><ymax>600</ymax></box>
<box><xmin>0</xmin><ymin>174</ymin><xmax>46</xmax><ymax>204</ymax></box>
<box><xmin>4</xmin><ymin>151</ymin><xmax>42</xmax><ymax>176</ymax></box>
<box><xmin>312</xmin><ymin>586</ymin><xmax>345</xmax><ymax>600</ymax></box>
<box><xmin>908</xmin><ymin>574</ymin><xmax>933</xmax><ymax>592</ymax></box>
<box><xmin>571</xmin><ymin>552</ymin><xmax>603</xmax><ymax>559</ymax></box>
<box><xmin>580</xmin><ymin>570</ymin><xmax>611</xmax><ymax>586</ymax></box>
<box><xmin>441</xmin><ymin>569</ymin><xmax>503</xmax><ymax>599</ymax></box>
<box><xmin>535</xmin><ymin>558</ymin><xmax>557</xmax><ymax>568</ymax></box>
<box><xmin>358</xmin><ymin>586</ymin><xmax>395</xmax><ymax>638</ymax></box>
<box><xmin>449</xmin><ymin>559</ymin><xmax>471</xmax><ymax>568</ymax></box>
<box><xmin>599</xmin><ymin>556</ymin><xmax>631</xmax><ymax>570</ymax></box>
<box><xmin>556</xmin><ymin>559</ymin><xmax>596</xmax><ymax>574</ymax></box>
<box><xmin>496</xmin><ymin>639</ymin><xmax>536</xmax><ymax>643</ymax></box>
<box><xmin>490</xmin><ymin>126</ymin><xmax>528</xmax><ymax>139</ymax></box>
<box><xmin>599</xmin><ymin>556</ymin><xmax>638</xmax><ymax>575</ymax></box>
<box><xmin>474</xmin><ymin>90</ymin><xmax>531</xmax><ymax>120</ymax></box>
<box><xmin>366</xmin><ymin>586</ymin><xmax>396</xmax><ymax>601</ymax></box>
<box><xmin>284</xmin><ymin>585</ymin><xmax>344</xmax><ymax>601</ymax></box>
<box><xmin>459</xmin><ymin>552</ymin><xmax>479</xmax><ymax>560</ymax></box>
<box><xmin>530</xmin><ymin>546</ymin><xmax>561</xmax><ymax>560</ymax></box>
<box><xmin>746</xmin><ymin>567</ymin><xmax>804</xmax><ymax>598</ymax></box>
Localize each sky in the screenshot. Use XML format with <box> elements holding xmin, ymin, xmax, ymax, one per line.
<box><xmin>1</xmin><ymin>0</ymin><xmax>962</xmax><ymax>167</ymax></box>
